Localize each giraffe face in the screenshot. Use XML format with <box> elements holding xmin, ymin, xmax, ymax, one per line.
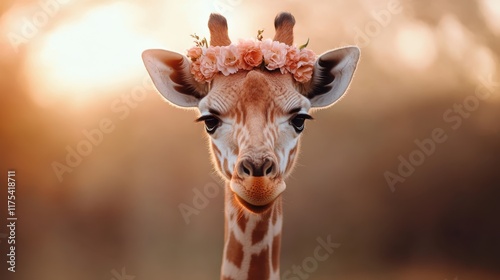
<box><xmin>142</xmin><ymin>12</ymin><xmax>360</xmax><ymax>280</ymax></box>
<box><xmin>142</xmin><ymin>12</ymin><xmax>360</xmax><ymax>212</ymax></box>
<box><xmin>197</xmin><ymin>71</ymin><xmax>311</xmax><ymax>208</ymax></box>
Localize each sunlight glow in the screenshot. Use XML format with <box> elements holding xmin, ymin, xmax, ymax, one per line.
<box><xmin>395</xmin><ymin>21</ymin><xmax>437</xmax><ymax>70</ymax></box>
<box><xmin>25</xmin><ymin>2</ymin><xmax>162</xmax><ymax>106</ymax></box>
<box><xmin>479</xmin><ymin>0</ymin><xmax>500</xmax><ymax>35</ymax></box>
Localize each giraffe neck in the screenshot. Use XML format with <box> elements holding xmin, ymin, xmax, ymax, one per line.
<box><xmin>221</xmin><ymin>182</ymin><xmax>283</xmax><ymax>280</ymax></box>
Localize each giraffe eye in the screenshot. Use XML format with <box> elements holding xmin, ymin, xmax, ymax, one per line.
<box><xmin>290</xmin><ymin>114</ymin><xmax>313</xmax><ymax>133</ymax></box>
<box><xmin>196</xmin><ymin>115</ymin><xmax>221</xmax><ymax>134</ymax></box>
<box><xmin>203</xmin><ymin>117</ymin><xmax>220</xmax><ymax>134</ymax></box>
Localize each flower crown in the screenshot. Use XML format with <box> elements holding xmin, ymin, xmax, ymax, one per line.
<box><xmin>187</xmin><ymin>32</ymin><xmax>316</xmax><ymax>83</ymax></box>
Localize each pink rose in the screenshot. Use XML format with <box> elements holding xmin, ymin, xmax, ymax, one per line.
<box><xmin>284</xmin><ymin>46</ymin><xmax>300</xmax><ymax>74</ymax></box>
<box><xmin>217</xmin><ymin>44</ymin><xmax>239</xmax><ymax>76</ymax></box>
<box><xmin>293</xmin><ymin>48</ymin><xmax>315</xmax><ymax>82</ymax></box>
<box><xmin>260</xmin><ymin>39</ymin><xmax>287</xmax><ymax>71</ymax></box>
<box><xmin>237</xmin><ymin>39</ymin><xmax>263</xmax><ymax>70</ymax></box>
<box><xmin>296</xmin><ymin>48</ymin><xmax>316</xmax><ymax>68</ymax></box>
<box><xmin>199</xmin><ymin>46</ymin><xmax>220</xmax><ymax>81</ymax></box>
<box><xmin>187</xmin><ymin>38</ymin><xmax>316</xmax><ymax>83</ymax></box>
<box><xmin>293</xmin><ymin>64</ymin><xmax>314</xmax><ymax>83</ymax></box>
<box><xmin>187</xmin><ymin>46</ymin><xmax>202</xmax><ymax>61</ymax></box>
<box><xmin>190</xmin><ymin>59</ymin><xmax>205</xmax><ymax>83</ymax></box>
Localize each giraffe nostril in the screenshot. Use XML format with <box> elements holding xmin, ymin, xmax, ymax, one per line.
<box><xmin>237</xmin><ymin>158</ymin><xmax>276</xmax><ymax>178</ymax></box>
<box><xmin>242</xmin><ymin>166</ymin><xmax>251</xmax><ymax>176</ymax></box>
<box><xmin>238</xmin><ymin>160</ymin><xmax>253</xmax><ymax>177</ymax></box>
<box><xmin>263</xmin><ymin>159</ymin><xmax>275</xmax><ymax>176</ymax></box>
<box><xmin>265</xmin><ymin>165</ymin><xmax>274</xmax><ymax>176</ymax></box>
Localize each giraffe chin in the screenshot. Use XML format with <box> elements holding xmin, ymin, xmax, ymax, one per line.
<box><xmin>234</xmin><ymin>194</ymin><xmax>275</xmax><ymax>214</ymax></box>
<box><xmin>229</xmin><ymin>178</ymin><xmax>286</xmax><ymax>213</ymax></box>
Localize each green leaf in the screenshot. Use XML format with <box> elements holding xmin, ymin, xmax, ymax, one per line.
<box><xmin>299</xmin><ymin>38</ymin><xmax>310</xmax><ymax>50</ymax></box>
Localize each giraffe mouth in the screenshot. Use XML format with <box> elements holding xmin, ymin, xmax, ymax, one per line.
<box><xmin>229</xmin><ymin>178</ymin><xmax>286</xmax><ymax>212</ymax></box>
<box><xmin>234</xmin><ymin>193</ymin><xmax>276</xmax><ymax>213</ymax></box>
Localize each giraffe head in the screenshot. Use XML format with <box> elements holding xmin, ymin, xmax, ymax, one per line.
<box><xmin>142</xmin><ymin>12</ymin><xmax>359</xmax><ymax>212</ymax></box>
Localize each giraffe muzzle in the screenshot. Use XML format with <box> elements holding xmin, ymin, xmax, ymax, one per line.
<box><xmin>230</xmin><ymin>157</ymin><xmax>285</xmax><ymax>208</ymax></box>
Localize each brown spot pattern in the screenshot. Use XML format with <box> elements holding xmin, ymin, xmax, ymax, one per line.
<box><xmin>251</xmin><ymin>218</ymin><xmax>269</xmax><ymax>245</ymax></box>
<box><xmin>226</xmin><ymin>232</ymin><xmax>244</xmax><ymax>268</ymax></box>
<box><xmin>237</xmin><ymin>214</ymin><xmax>248</xmax><ymax>232</ymax></box>
<box><xmin>247</xmin><ymin>246</ymin><xmax>270</xmax><ymax>280</ymax></box>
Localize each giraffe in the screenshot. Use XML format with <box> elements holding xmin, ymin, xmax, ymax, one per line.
<box><xmin>142</xmin><ymin>12</ymin><xmax>359</xmax><ymax>280</ymax></box>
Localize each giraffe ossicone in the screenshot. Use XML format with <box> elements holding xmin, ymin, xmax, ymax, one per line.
<box><xmin>142</xmin><ymin>12</ymin><xmax>360</xmax><ymax>280</ymax></box>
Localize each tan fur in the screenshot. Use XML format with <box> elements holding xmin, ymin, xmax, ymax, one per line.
<box><xmin>209</xmin><ymin>13</ymin><xmax>231</xmax><ymax>46</ymax></box>
<box><xmin>273</xmin><ymin>12</ymin><xmax>295</xmax><ymax>45</ymax></box>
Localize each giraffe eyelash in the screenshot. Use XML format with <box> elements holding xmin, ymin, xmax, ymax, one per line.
<box><xmin>195</xmin><ymin>115</ymin><xmax>218</xmax><ymax>122</ymax></box>
<box><xmin>292</xmin><ymin>113</ymin><xmax>313</xmax><ymax>120</ymax></box>
<box><xmin>196</xmin><ymin>115</ymin><xmax>222</xmax><ymax>134</ymax></box>
<box><xmin>289</xmin><ymin>114</ymin><xmax>313</xmax><ymax>133</ymax></box>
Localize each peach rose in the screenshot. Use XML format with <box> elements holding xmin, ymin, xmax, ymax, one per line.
<box><xmin>296</xmin><ymin>48</ymin><xmax>316</xmax><ymax>68</ymax></box>
<box><xmin>293</xmin><ymin>48</ymin><xmax>315</xmax><ymax>82</ymax></box>
<box><xmin>293</xmin><ymin>64</ymin><xmax>314</xmax><ymax>83</ymax></box>
<box><xmin>217</xmin><ymin>44</ymin><xmax>240</xmax><ymax>76</ymax></box>
<box><xmin>237</xmin><ymin>39</ymin><xmax>263</xmax><ymax>70</ymax></box>
<box><xmin>199</xmin><ymin>46</ymin><xmax>220</xmax><ymax>81</ymax></box>
<box><xmin>260</xmin><ymin>39</ymin><xmax>287</xmax><ymax>71</ymax></box>
<box><xmin>187</xmin><ymin>46</ymin><xmax>202</xmax><ymax>61</ymax></box>
<box><xmin>190</xmin><ymin>60</ymin><xmax>205</xmax><ymax>83</ymax></box>
<box><xmin>284</xmin><ymin>45</ymin><xmax>300</xmax><ymax>74</ymax></box>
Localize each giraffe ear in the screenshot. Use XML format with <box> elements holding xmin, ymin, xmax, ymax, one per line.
<box><xmin>142</xmin><ymin>49</ymin><xmax>207</xmax><ymax>108</ymax></box>
<box><xmin>303</xmin><ymin>46</ymin><xmax>360</xmax><ymax>108</ymax></box>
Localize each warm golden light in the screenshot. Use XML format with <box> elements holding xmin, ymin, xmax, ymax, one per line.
<box><xmin>24</xmin><ymin>2</ymin><xmax>162</xmax><ymax>107</ymax></box>
<box><xmin>479</xmin><ymin>0</ymin><xmax>500</xmax><ymax>35</ymax></box>
<box><xmin>395</xmin><ymin>21</ymin><xmax>437</xmax><ymax>70</ymax></box>
<box><xmin>2</xmin><ymin>1</ymin><xmax>499</xmax><ymax>279</ymax></box>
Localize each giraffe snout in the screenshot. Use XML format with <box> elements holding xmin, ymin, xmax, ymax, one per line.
<box><xmin>236</xmin><ymin>157</ymin><xmax>277</xmax><ymax>178</ymax></box>
<box><xmin>231</xmin><ymin>156</ymin><xmax>284</xmax><ymax>207</ymax></box>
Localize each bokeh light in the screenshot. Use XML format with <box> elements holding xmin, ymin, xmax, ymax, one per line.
<box><xmin>395</xmin><ymin>21</ymin><xmax>437</xmax><ymax>70</ymax></box>
<box><xmin>479</xmin><ymin>0</ymin><xmax>500</xmax><ymax>35</ymax></box>
<box><xmin>24</xmin><ymin>2</ymin><xmax>162</xmax><ymax>107</ymax></box>
<box><xmin>1</xmin><ymin>1</ymin><xmax>499</xmax><ymax>279</ymax></box>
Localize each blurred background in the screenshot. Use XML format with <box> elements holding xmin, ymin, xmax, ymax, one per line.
<box><xmin>1</xmin><ymin>0</ymin><xmax>499</xmax><ymax>279</ymax></box>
